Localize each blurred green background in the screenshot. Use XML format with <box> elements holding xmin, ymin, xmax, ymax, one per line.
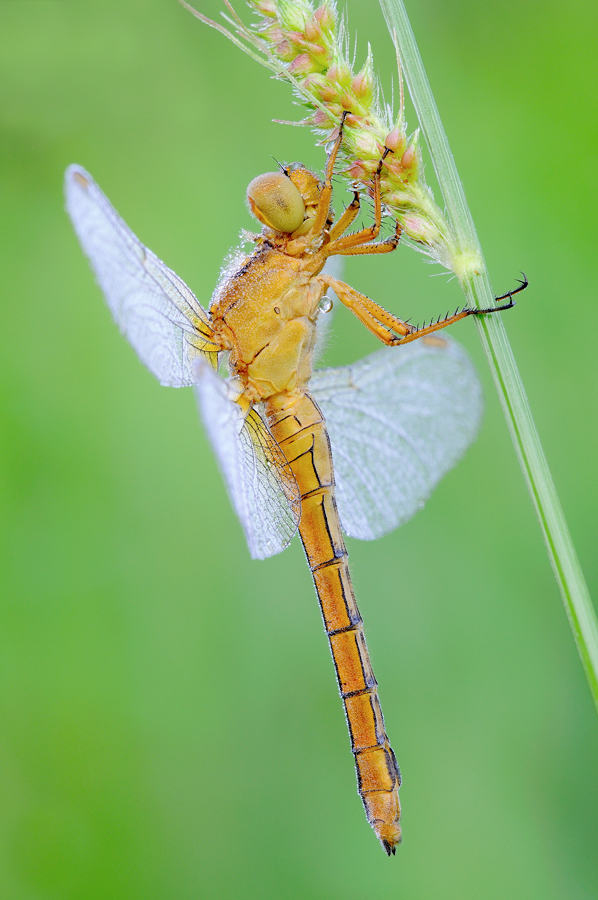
<box><xmin>1</xmin><ymin>0</ymin><xmax>597</xmax><ymax>897</ymax></box>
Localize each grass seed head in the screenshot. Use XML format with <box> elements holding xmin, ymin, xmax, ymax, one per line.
<box><xmin>183</xmin><ymin>0</ymin><xmax>458</xmax><ymax>270</ymax></box>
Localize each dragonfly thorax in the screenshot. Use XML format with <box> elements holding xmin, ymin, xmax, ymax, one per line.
<box><xmin>211</xmin><ymin>244</ymin><xmax>325</xmax><ymax>403</ymax></box>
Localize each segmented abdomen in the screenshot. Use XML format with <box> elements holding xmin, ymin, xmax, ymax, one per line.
<box><xmin>265</xmin><ymin>391</ymin><xmax>401</xmax><ymax>854</ymax></box>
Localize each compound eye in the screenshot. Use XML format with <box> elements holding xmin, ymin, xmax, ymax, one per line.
<box><xmin>247</xmin><ymin>172</ymin><xmax>305</xmax><ymax>233</ymax></box>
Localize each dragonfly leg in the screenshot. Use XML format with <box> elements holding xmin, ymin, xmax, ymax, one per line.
<box><xmin>394</xmin><ymin>275</ymin><xmax>528</xmax><ymax>343</ymax></box>
<box><xmin>493</xmin><ymin>272</ymin><xmax>528</xmax><ymax>306</ymax></box>
<box><xmin>319</xmin><ymin>274</ymin><xmax>522</xmax><ymax>346</ymax></box>
<box><xmin>328</xmin><ymin>164</ymin><xmax>383</xmax><ymax>247</ymax></box>
<box><xmin>328</xmin><ymin>191</ymin><xmax>361</xmax><ymax>241</ymax></box>
<box><xmin>325</xmin><ymin>156</ymin><xmax>391</xmax><ymax>255</ymax></box>
<box><xmin>310</xmin><ymin>111</ymin><xmax>350</xmax><ymax>238</ymax></box>
<box><xmin>325</xmin><ymin>147</ymin><xmax>402</xmax><ymax>257</ymax></box>
<box><xmin>318</xmin><ymin>274</ymin><xmax>415</xmax><ymax>344</ymax></box>
<box><xmin>328</xmin><ymin>220</ymin><xmax>401</xmax><ymax>257</ymax></box>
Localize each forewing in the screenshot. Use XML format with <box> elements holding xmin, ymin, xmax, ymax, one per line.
<box><xmin>310</xmin><ymin>335</ymin><xmax>483</xmax><ymax>540</ymax></box>
<box><xmin>194</xmin><ymin>362</ymin><xmax>301</xmax><ymax>559</ymax></box>
<box><xmin>65</xmin><ymin>165</ymin><xmax>218</xmax><ymax>386</ymax></box>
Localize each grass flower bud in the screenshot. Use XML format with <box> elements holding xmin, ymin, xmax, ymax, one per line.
<box><xmin>276</xmin><ymin>0</ymin><xmax>311</xmax><ymax>32</ymax></box>
<box><xmin>400</xmin><ymin>142</ymin><xmax>419</xmax><ymax>178</ymax></box>
<box><xmin>305</xmin><ymin>16</ymin><xmax>322</xmax><ymax>42</ymax></box>
<box><xmin>314</xmin><ymin>5</ymin><xmax>334</xmax><ymax>34</ymax></box>
<box><xmin>253</xmin><ymin>0</ymin><xmax>277</xmax><ymax>15</ymax></box>
<box><xmin>326</xmin><ymin>62</ymin><xmax>351</xmax><ymax>89</ymax></box>
<box><xmin>289</xmin><ymin>53</ymin><xmax>319</xmax><ymax>75</ymax></box>
<box><xmin>353</xmin><ymin>130</ymin><xmax>382</xmax><ymax>160</ymax></box>
<box><xmin>402</xmin><ymin>214</ymin><xmax>442</xmax><ymax>245</ymax></box>
<box><xmin>384</xmin><ymin>127</ymin><xmax>406</xmax><ymax>156</ymax></box>
<box><xmin>351</xmin><ymin>49</ymin><xmax>374</xmax><ymax>103</ymax></box>
<box><xmin>275</xmin><ymin>39</ymin><xmax>295</xmax><ymax>61</ymax></box>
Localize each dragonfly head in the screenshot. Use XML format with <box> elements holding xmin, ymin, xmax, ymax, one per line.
<box><xmin>247</xmin><ymin>171</ymin><xmax>305</xmax><ymax>234</ymax></box>
<box><xmin>284</xmin><ymin>163</ymin><xmax>322</xmax><ymax>236</ymax></box>
<box><xmin>247</xmin><ymin>164</ymin><xmax>322</xmax><ymax>237</ymax></box>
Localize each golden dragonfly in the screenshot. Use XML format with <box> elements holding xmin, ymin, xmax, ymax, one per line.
<box><xmin>65</xmin><ymin>117</ymin><xmax>522</xmax><ymax>854</ymax></box>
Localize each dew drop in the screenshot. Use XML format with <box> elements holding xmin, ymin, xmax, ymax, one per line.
<box><xmin>319</xmin><ymin>295</ymin><xmax>333</xmax><ymax>314</ymax></box>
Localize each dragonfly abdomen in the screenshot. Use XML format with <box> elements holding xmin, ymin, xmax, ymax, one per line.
<box><xmin>265</xmin><ymin>392</ymin><xmax>402</xmax><ymax>855</ymax></box>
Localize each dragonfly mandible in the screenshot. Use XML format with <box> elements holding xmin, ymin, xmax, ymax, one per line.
<box><xmin>65</xmin><ymin>117</ymin><xmax>515</xmax><ymax>854</ymax></box>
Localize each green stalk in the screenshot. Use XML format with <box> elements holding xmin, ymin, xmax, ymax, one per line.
<box><xmin>379</xmin><ymin>0</ymin><xmax>598</xmax><ymax>712</ymax></box>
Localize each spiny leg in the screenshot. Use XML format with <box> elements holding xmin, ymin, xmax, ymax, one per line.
<box><xmin>310</xmin><ymin>111</ymin><xmax>349</xmax><ymax>239</ymax></box>
<box><xmin>318</xmin><ymin>274</ymin><xmax>414</xmax><ymax>344</ymax></box>
<box><xmin>493</xmin><ymin>272</ymin><xmax>528</xmax><ymax>306</ymax></box>
<box><xmin>325</xmin><ymin>148</ymin><xmax>402</xmax><ymax>257</ymax></box>
<box><xmin>445</xmin><ymin>273</ymin><xmax>529</xmax><ymax>330</ymax></box>
<box><xmin>326</xmin><ymin>189</ymin><xmax>401</xmax><ymax>256</ymax></box>
<box><xmin>330</xmin><ymin>220</ymin><xmax>401</xmax><ymax>257</ymax></box>
<box><xmin>328</xmin><ymin>191</ymin><xmax>361</xmax><ymax>241</ymax></box>
<box><xmin>319</xmin><ymin>273</ymin><xmax>524</xmax><ymax>347</ymax></box>
<box><xmin>311</xmin><ymin>121</ymin><xmax>400</xmax><ymax>257</ymax></box>
<box><xmin>325</xmin><ymin>149</ymin><xmax>388</xmax><ymax>253</ymax></box>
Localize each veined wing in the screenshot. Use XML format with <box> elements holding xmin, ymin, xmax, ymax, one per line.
<box><xmin>194</xmin><ymin>362</ymin><xmax>301</xmax><ymax>559</ymax></box>
<box><xmin>310</xmin><ymin>335</ymin><xmax>483</xmax><ymax>541</ymax></box>
<box><xmin>65</xmin><ymin>165</ymin><xmax>219</xmax><ymax>386</ymax></box>
<box><xmin>313</xmin><ymin>256</ymin><xmax>343</xmax><ymax>364</ymax></box>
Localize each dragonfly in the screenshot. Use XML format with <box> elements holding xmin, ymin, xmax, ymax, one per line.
<box><xmin>65</xmin><ymin>117</ymin><xmax>521</xmax><ymax>854</ymax></box>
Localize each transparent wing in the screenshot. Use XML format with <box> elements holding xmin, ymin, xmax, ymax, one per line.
<box><xmin>65</xmin><ymin>165</ymin><xmax>219</xmax><ymax>386</ymax></box>
<box><xmin>194</xmin><ymin>362</ymin><xmax>301</xmax><ymax>559</ymax></box>
<box><xmin>310</xmin><ymin>335</ymin><xmax>483</xmax><ymax>541</ymax></box>
<box><xmin>313</xmin><ymin>255</ymin><xmax>343</xmax><ymax>364</ymax></box>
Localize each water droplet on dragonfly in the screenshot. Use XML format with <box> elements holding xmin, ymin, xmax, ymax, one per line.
<box><xmin>319</xmin><ymin>296</ymin><xmax>333</xmax><ymax>314</ymax></box>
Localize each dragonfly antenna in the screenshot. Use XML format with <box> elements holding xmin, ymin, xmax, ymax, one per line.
<box><xmin>271</xmin><ymin>156</ymin><xmax>288</xmax><ymax>175</ymax></box>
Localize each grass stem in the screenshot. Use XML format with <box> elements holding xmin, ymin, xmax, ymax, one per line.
<box><xmin>379</xmin><ymin>0</ymin><xmax>598</xmax><ymax>712</ymax></box>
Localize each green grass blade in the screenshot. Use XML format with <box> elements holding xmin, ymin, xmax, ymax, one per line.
<box><xmin>379</xmin><ymin>0</ymin><xmax>598</xmax><ymax>712</ymax></box>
